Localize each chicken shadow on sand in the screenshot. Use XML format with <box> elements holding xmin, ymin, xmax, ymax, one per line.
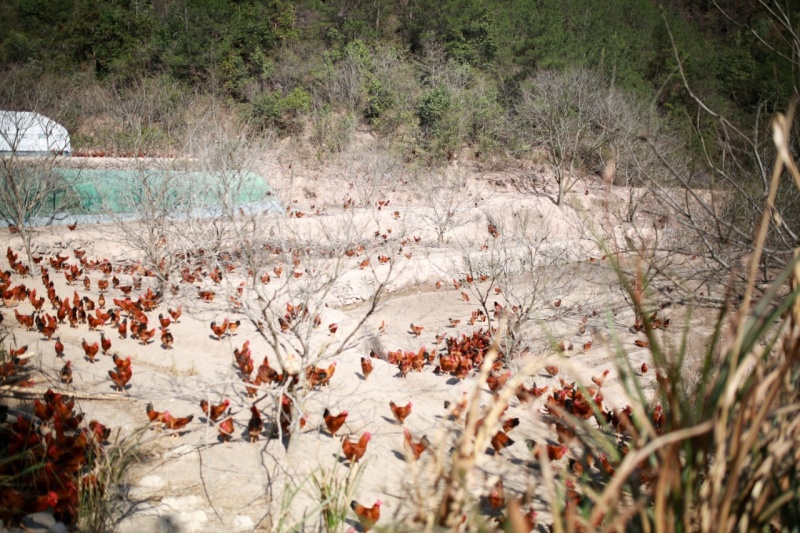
<box><xmin>391</xmin><ymin>450</ymin><xmax>407</xmax><ymax>462</ymax></box>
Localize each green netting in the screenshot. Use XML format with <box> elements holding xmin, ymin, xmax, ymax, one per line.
<box><xmin>56</xmin><ymin>168</ymin><xmax>280</xmax><ymax>215</ymax></box>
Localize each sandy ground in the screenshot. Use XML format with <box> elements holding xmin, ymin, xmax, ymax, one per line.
<box><xmin>0</xmin><ymin>157</ymin><xmax>718</xmax><ymax>532</ymax></box>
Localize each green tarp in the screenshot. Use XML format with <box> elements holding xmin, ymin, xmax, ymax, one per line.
<box><xmin>56</xmin><ymin>168</ymin><xmax>281</xmax><ymax>215</ymax></box>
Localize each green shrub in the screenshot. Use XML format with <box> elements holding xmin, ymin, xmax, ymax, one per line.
<box><xmin>251</xmin><ymin>87</ymin><xmax>311</xmax><ymax>133</ymax></box>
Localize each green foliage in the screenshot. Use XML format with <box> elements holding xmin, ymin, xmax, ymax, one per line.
<box><xmin>251</xmin><ymin>87</ymin><xmax>311</xmax><ymax>133</ymax></box>
<box><xmin>417</xmin><ymin>86</ymin><xmax>451</xmax><ymax>134</ymax></box>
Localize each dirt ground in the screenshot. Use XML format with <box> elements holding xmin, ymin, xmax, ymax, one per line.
<box><xmin>0</xmin><ymin>155</ymin><xmax>717</xmax><ymax>532</ymax></box>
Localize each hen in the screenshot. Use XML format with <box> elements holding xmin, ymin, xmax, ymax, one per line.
<box><xmin>210</xmin><ymin>319</ymin><xmax>229</xmax><ymax>340</ymax></box>
<box><xmin>527</xmin><ymin>441</ymin><xmax>569</xmax><ymax>461</ymax></box>
<box><xmin>89</xmin><ymin>420</ymin><xmax>112</xmax><ymax>444</ymax></box>
<box><xmin>59</xmin><ymin>360</ymin><xmax>73</xmax><ymax>385</ymax></box>
<box><xmin>360</xmin><ymin>357</ymin><xmax>374</xmax><ymax>379</ymax></box>
<box><xmin>350</xmin><ymin>499</ymin><xmax>382</xmax><ymax>532</ymax></box>
<box><xmin>82</xmin><ymin>338</ymin><xmax>99</xmax><ymax>363</ymax></box>
<box><xmin>200</xmin><ymin>398</ymin><xmax>230</xmax><ymax>423</ymax></box>
<box><xmin>342</xmin><ymin>432</ymin><xmax>371</xmax><ymax>463</ymax></box>
<box><xmin>218</xmin><ymin>414</ymin><xmax>234</xmax><ymax>443</ymax></box>
<box><xmin>591</xmin><ymin>369</ymin><xmax>610</xmax><ymax>388</ymax></box>
<box><xmin>491</xmin><ymin>431</ymin><xmax>515</xmax><ymax>455</ymax></box>
<box><xmin>138</xmin><ymin>327</ymin><xmax>156</xmax><ymax>345</ymax></box>
<box><xmin>323</xmin><ymin>408</ymin><xmax>348</xmax><ymax>436</ymax></box>
<box><xmin>112</xmin><ymin>354</ymin><xmax>132</xmax><ymax>372</ymax></box>
<box><xmin>307</xmin><ymin>361</ymin><xmax>336</xmax><ymax>388</ymax></box>
<box><xmin>487</xmin><ymin>370</ymin><xmax>511</xmax><ymax>393</ymax></box>
<box><xmin>100</xmin><ymin>332</ymin><xmax>112</xmax><ymax>355</ymax></box>
<box><xmin>108</xmin><ymin>367</ymin><xmax>132</xmax><ymax>391</ymax></box>
<box><xmin>487</xmin><ymin>479</ymin><xmax>505</xmax><ymax>511</ymax></box>
<box><xmin>402</xmin><ymin>428</ymin><xmax>430</xmax><ymax>461</ymax></box>
<box><xmin>248</xmin><ymin>405</ymin><xmax>263</xmax><ymax>443</ymax></box>
<box><xmin>146</xmin><ymin>402</ymin><xmax>166</xmax><ymax>425</ymax></box>
<box><xmin>163</xmin><ymin>412</ymin><xmax>194</xmax><ymax>433</ymax></box>
<box><xmin>389</xmin><ymin>401</ymin><xmax>412</xmax><ymax>425</ymax></box>
<box><xmin>168</xmin><ymin>305</ymin><xmax>182</xmax><ymax>323</ymax></box>
<box><xmin>54</xmin><ymin>337</ymin><xmax>65</xmax><ymax>358</ymax></box>
<box><xmin>226</xmin><ymin>319</ymin><xmax>241</xmax><ymax>335</ymax></box>
<box><xmin>444</xmin><ymin>392</ymin><xmax>468</xmax><ymax>421</ymax></box>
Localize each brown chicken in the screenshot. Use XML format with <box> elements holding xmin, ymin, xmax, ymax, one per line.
<box><xmin>360</xmin><ymin>357</ymin><xmax>374</xmax><ymax>379</ymax></box>
<box><xmin>491</xmin><ymin>431</ymin><xmax>515</xmax><ymax>454</ymax></box>
<box><xmin>118</xmin><ymin>318</ymin><xmax>128</xmax><ymax>339</ymax></box>
<box><xmin>307</xmin><ymin>361</ymin><xmax>337</xmax><ymax>388</ymax></box>
<box><xmin>486</xmin><ymin>479</ymin><xmax>506</xmax><ymax>511</ymax></box>
<box><xmin>163</xmin><ymin>412</ymin><xmax>194</xmax><ymax>433</ymax></box>
<box><xmin>350</xmin><ymin>499</ymin><xmax>382</xmax><ymax>532</ymax></box>
<box><xmin>59</xmin><ymin>360</ymin><xmax>73</xmax><ymax>385</ymax></box>
<box><xmin>218</xmin><ymin>415</ymin><xmax>234</xmax><ymax>443</ymax></box>
<box><xmin>210</xmin><ymin>319</ymin><xmax>229</xmax><ymax>340</ymax></box>
<box><xmin>158</xmin><ymin>313</ymin><xmax>171</xmax><ymax>329</ymax></box>
<box><xmin>255</xmin><ymin>357</ymin><xmax>280</xmax><ymax>384</ymax></box>
<box><xmin>502</xmin><ymin>417</ymin><xmax>520</xmax><ymax>433</ymax></box>
<box><xmin>226</xmin><ymin>319</ymin><xmax>241</xmax><ymax>335</ymax></box>
<box><xmin>160</xmin><ymin>327</ymin><xmax>174</xmax><ymax>349</ymax></box>
<box><xmin>100</xmin><ymin>332</ymin><xmax>111</xmax><ymax>355</ymax></box>
<box><xmin>146</xmin><ymin>402</ymin><xmax>166</xmax><ymax>425</ymax></box>
<box><xmin>641</xmin><ymin>362</ymin><xmax>649</xmax><ymax>374</ymax></box>
<box><xmin>403</xmin><ymin>428</ymin><xmax>430</xmax><ymax>461</ymax></box>
<box><xmin>545</xmin><ymin>365</ymin><xmax>559</xmax><ymax>376</ymax></box>
<box><xmin>14</xmin><ymin>309</ymin><xmax>35</xmax><ymax>330</ymax></box>
<box><xmin>409</xmin><ymin>323</ymin><xmax>424</xmax><ymax>336</ymax></box>
<box><xmin>200</xmin><ymin>398</ymin><xmax>230</xmax><ymax>423</ymax></box>
<box><xmin>555</xmin><ymin>421</ymin><xmax>576</xmax><ymax>444</ymax></box>
<box><xmin>389</xmin><ymin>401</ymin><xmax>412</xmax><ymax>425</ymax></box>
<box><xmin>168</xmin><ymin>305</ymin><xmax>182</xmax><ymax>323</ymax></box>
<box><xmin>323</xmin><ymin>408</ymin><xmax>348</xmax><ymax>436</ymax></box>
<box><xmin>487</xmin><ymin>370</ymin><xmax>512</xmax><ymax>393</ymax></box>
<box><xmin>528</xmin><ymin>441</ymin><xmax>569</xmax><ymax>461</ymax></box>
<box><xmin>198</xmin><ymin>289</ymin><xmax>215</xmax><ymax>301</ymax></box>
<box><xmin>138</xmin><ymin>327</ymin><xmax>156</xmax><ymax>345</ymax></box>
<box><xmin>248</xmin><ymin>405</ymin><xmax>263</xmax><ymax>443</ymax></box>
<box><xmin>342</xmin><ymin>432</ymin><xmax>371</xmax><ymax>463</ymax></box>
<box><xmin>82</xmin><ymin>338</ymin><xmax>99</xmax><ymax>363</ymax></box>
<box><xmin>112</xmin><ymin>354</ymin><xmax>132</xmax><ymax>372</ymax></box>
<box><xmin>591</xmin><ymin>369</ymin><xmax>611</xmax><ymax>388</ymax></box>
<box><xmin>634</xmin><ymin>339</ymin><xmax>649</xmax><ymax>348</ymax></box>
<box><xmin>444</xmin><ymin>391</ymin><xmax>469</xmax><ymax>420</ymax></box>
<box><xmin>54</xmin><ymin>337</ymin><xmax>65</xmax><ymax>358</ymax></box>
<box><xmin>515</xmin><ymin>383</ymin><xmax>548</xmax><ymax>402</ymax></box>
<box><xmin>598</xmin><ymin>453</ymin><xmax>615</xmax><ymax>477</ymax></box>
<box><xmin>88</xmin><ymin>419</ymin><xmax>112</xmax><ymax>444</ymax></box>
<box><xmin>108</xmin><ymin>367</ymin><xmax>132</xmax><ymax>391</ymax></box>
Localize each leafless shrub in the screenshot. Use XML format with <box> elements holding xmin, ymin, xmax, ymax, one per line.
<box><xmin>415</xmin><ymin>168</ymin><xmax>480</xmax><ymax>243</ymax></box>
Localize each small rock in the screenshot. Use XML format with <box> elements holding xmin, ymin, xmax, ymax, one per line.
<box><xmin>233</xmin><ymin>515</ymin><xmax>255</xmax><ymax>530</ymax></box>
<box><xmin>138</xmin><ymin>475</ymin><xmax>165</xmax><ymax>488</ymax></box>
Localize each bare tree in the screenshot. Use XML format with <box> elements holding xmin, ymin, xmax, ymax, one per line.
<box><xmin>453</xmin><ymin>206</ymin><xmax>589</xmax><ymax>364</ymax></box>
<box><xmin>0</xmin><ymin>74</ymin><xmax>81</xmax><ymax>266</ymax></box>
<box><xmin>416</xmin><ymin>168</ymin><xmax>480</xmax><ymax>243</ymax></box>
<box><xmin>516</xmin><ymin>68</ymin><xmax>614</xmax><ymax>207</ymax></box>
<box><xmin>336</xmin><ymin>142</ymin><xmax>401</xmax><ymax>207</ymax></box>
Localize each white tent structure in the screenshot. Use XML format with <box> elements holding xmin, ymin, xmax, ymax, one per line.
<box><xmin>0</xmin><ymin>111</ymin><xmax>71</xmax><ymax>155</ymax></box>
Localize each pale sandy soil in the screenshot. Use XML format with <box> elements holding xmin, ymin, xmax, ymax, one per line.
<box><xmin>0</xmin><ymin>154</ymin><xmax>718</xmax><ymax>532</ymax></box>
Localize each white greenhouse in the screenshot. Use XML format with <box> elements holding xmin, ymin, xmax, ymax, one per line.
<box><xmin>0</xmin><ymin>111</ymin><xmax>71</xmax><ymax>155</ymax></box>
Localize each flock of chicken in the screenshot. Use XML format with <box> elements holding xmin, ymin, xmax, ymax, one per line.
<box><xmin>0</xmin><ymin>209</ymin><xmax>668</xmax><ymax>533</ymax></box>
<box><xmin>0</xmin><ymin>387</ymin><xmax>111</xmax><ymax>526</ymax></box>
